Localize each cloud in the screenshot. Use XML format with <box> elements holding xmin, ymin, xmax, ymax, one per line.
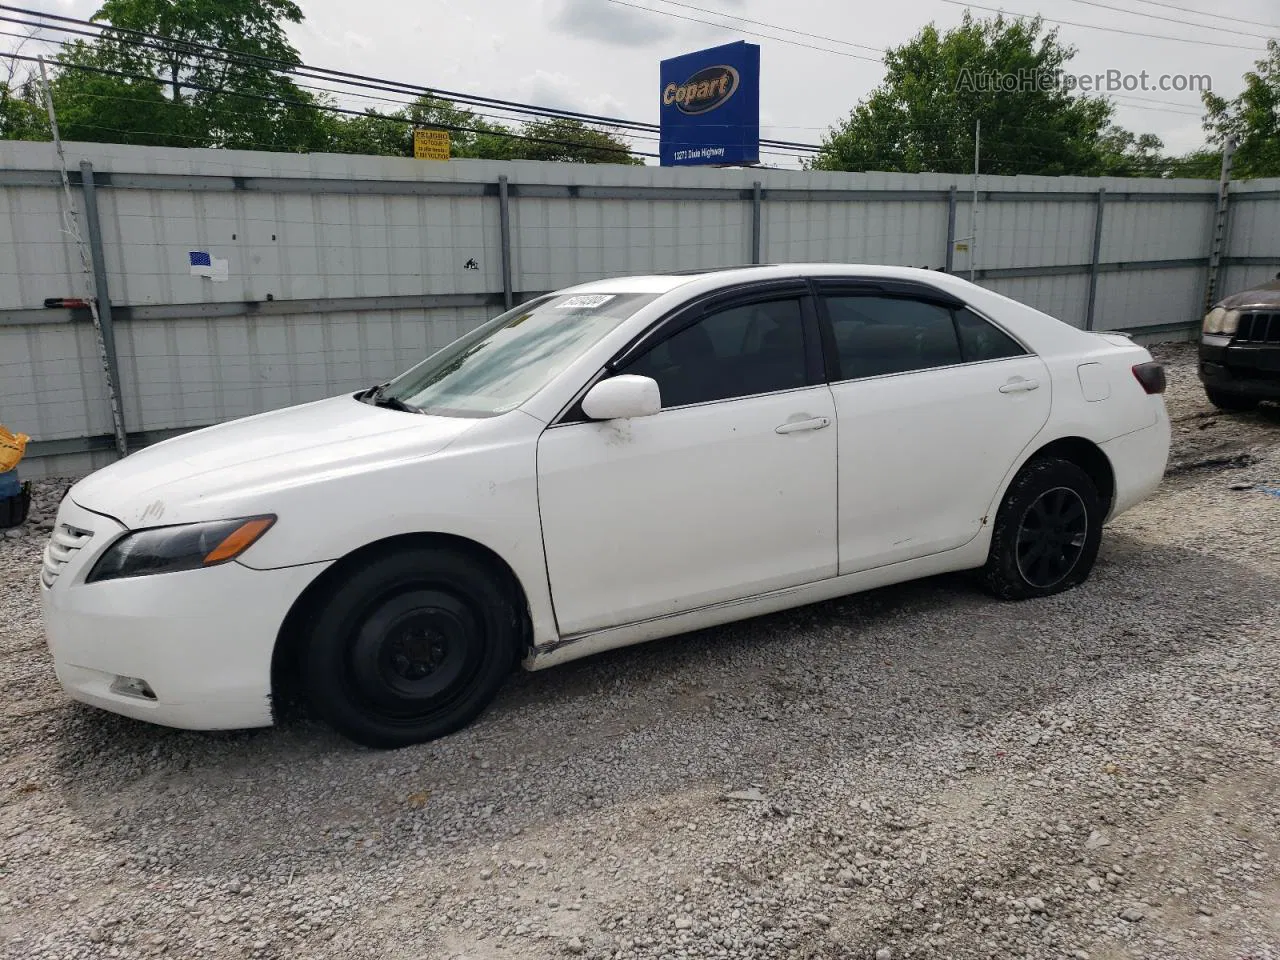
<box><xmin>545</xmin><ymin>0</ymin><xmax>675</xmax><ymax>46</ymax></box>
<box><xmin>515</xmin><ymin>69</ymin><xmax>628</xmax><ymax>117</ymax></box>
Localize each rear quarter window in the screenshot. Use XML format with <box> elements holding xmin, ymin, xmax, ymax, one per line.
<box><xmin>955</xmin><ymin>308</ymin><xmax>1027</xmax><ymax>362</ymax></box>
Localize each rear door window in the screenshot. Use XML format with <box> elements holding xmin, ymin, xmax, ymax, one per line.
<box><xmin>823</xmin><ymin>296</ymin><xmax>962</xmax><ymax>381</ymax></box>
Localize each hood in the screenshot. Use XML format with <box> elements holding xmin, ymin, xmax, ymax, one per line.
<box><xmin>70</xmin><ymin>394</ymin><xmax>480</xmax><ymax>529</ymax></box>
<box><xmin>1219</xmin><ymin>279</ymin><xmax>1280</xmax><ymax>310</ymax></box>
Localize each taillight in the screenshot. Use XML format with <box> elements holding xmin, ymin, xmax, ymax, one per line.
<box><xmin>1132</xmin><ymin>362</ymin><xmax>1166</xmax><ymax>395</ymax></box>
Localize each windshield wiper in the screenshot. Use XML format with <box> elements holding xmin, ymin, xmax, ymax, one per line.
<box><xmin>361</xmin><ymin>382</ymin><xmax>424</xmax><ymax>414</ymax></box>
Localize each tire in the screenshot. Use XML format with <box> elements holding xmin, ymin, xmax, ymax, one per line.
<box><xmin>1205</xmin><ymin>388</ymin><xmax>1259</xmax><ymax>413</ymax></box>
<box><xmin>982</xmin><ymin>457</ymin><xmax>1103</xmax><ymax>601</ymax></box>
<box><xmin>301</xmin><ymin>546</ymin><xmax>520</xmax><ymax>749</ymax></box>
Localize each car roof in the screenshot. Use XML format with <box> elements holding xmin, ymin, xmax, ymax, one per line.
<box><xmin>563</xmin><ymin>263</ymin><xmax>960</xmax><ymax>296</ymax></box>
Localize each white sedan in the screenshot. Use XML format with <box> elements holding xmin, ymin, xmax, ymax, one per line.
<box><xmin>41</xmin><ymin>265</ymin><xmax>1171</xmax><ymax>748</ymax></box>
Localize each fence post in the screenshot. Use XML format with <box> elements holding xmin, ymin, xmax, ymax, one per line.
<box><xmin>1085</xmin><ymin>187</ymin><xmax>1107</xmax><ymax>331</ymax></box>
<box><xmin>78</xmin><ymin>160</ymin><xmax>128</xmax><ymax>455</ymax></box>
<box><xmin>497</xmin><ymin>174</ymin><xmax>513</xmax><ymax>310</ymax></box>
<box><xmin>751</xmin><ymin>181</ymin><xmax>762</xmax><ymax>264</ymax></box>
<box><xmin>944</xmin><ymin>186</ymin><xmax>957</xmax><ymax>273</ymax></box>
<box><xmin>1204</xmin><ymin>136</ymin><xmax>1235</xmax><ymax>310</ymax></box>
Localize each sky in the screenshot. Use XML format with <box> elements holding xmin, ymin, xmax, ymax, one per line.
<box><xmin>18</xmin><ymin>0</ymin><xmax>1280</xmax><ymax>168</ymax></box>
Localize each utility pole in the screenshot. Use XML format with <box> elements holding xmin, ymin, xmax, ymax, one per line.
<box><xmin>1204</xmin><ymin>135</ymin><xmax>1236</xmax><ymax>311</ymax></box>
<box><xmin>953</xmin><ymin>119</ymin><xmax>981</xmax><ymax>282</ymax></box>
<box><xmin>38</xmin><ymin>55</ymin><xmax>129</xmax><ymax>457</ymax></box>
<box><xmin>970</xmin><ymin>118</ymin><xmax>980</xmax><ymax>283</ymax></box>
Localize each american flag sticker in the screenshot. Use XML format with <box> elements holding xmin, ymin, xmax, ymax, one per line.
<box><xmin>189</xmin><ymin>250</ymin><xmax>213</xmax><ymax>277</ymax></box>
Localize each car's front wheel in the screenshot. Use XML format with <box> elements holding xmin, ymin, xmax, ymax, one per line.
<box><xmin>1205</xmin><ymin>387</ymin><xmax>1259</xmax><ymax>413</ymax></box>
<box><xmin>301</xmin><ymin>546</ymin><xmax>520</xmax><ymax>749</ymax></box>
<box><xmin>982</xmin><ymin>457</ymin><xmax>1104</xmax><ymax>601</ymax></box>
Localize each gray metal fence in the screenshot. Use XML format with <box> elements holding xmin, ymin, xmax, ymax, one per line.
<box><xmin>2</xmin><ymin>140</ymin><xmax>1277</xmax><ymax>478</ymax></box>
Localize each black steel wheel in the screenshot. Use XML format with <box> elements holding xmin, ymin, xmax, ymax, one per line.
<box><xmin>982</xmin><ymin>457</ymin><xmax>1103</xmax><ymax>601</ymax></box>
<box><xmin>302</xmin><ymin>546</ymin><xmax>521</xmax><ymax>749</ymax></box>
<box><xmin>1014</xmin><ymin>486</ymin><xmax>1089</xmax><ymax>590</ymax></box>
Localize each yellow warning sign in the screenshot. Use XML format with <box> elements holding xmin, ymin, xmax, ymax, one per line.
<box><xmin>414</xmin><ymin>128</ymin><xmax>450</xmax><ymax>161</ymax></box>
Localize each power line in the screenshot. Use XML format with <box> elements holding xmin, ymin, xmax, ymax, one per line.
<box><xmin>603</xmin><ymin>0</ymin><xmax>884</xmax><ymax>63</ymax></box>
<box><xmin>1058</xmin><ymin>0</ymin><xmax>1264</xmax><ymax>41</ymax></box>
<box><xmin>2</xmin><ymin>45</ymin><xmax>810</xmax><ymax>166</ymax></box>
<box><xmin>3</xmin><ymin>24</ymin><xmax>672</xmax><ymax>147</ymax></box>
<box><xmin>939</xmin><ymin>0</ymin><xmax>1269</xmax><ymax>50</ymax></box>
<box><xmin>1109</xmin><ymin>96</ymin><xmax>1202</xmax><ymax>116</ymax></box>
<box><xmin>1112</xmin><ymin>91</ymin><xmax>1203</xmax><ymax>108</ymax></box>
<box><xmin>626</xmin><ymin>0</ymin><xmax>1228</xmax><ymax>121</ymax></box>
<box><xmin>0</xmin><ymin>3</ymin><xmax>823</xmax><ymax>152</ymax></box>
<box><xmin>1122</xmin><ymin>0</ymin><xmax>1280</xmax><ymax>31</ymax></box>
<box><xmin>1111</xmin><ymin>103</ymin><xmax>1200</xmax><ymax>117</ymax></box>
<box><xmin>0</xmin><ymin>1</ymin><xmax>1217</xmax><ymax>167</ymax></box>
<box><xmin>33</xmin><ymin>89</ymin><xmax>811</xmax><ymax>163</ymax></box>
<box><xmin>603</xmin><ymin>0</ymin><xmax>1225</xmax><ymax>121</ymax></box>
<box><xmin>2</xmin><ymin>51</ymin><xmax>662</xmax><ymax>158</ymax></box>
<box><xmin>642</xmin><ymin>0</ymin><xmax>886</xmax><ymax>54</ymax></box>
<box><xmin>0</xmin><ymin>25</ymin><xmax>666</xmax><ymax>143</ymax></box>
<box><xmin>0</xmin><ymin>7</ymin><xmax>656</xmax><ymax>132</ymax></box>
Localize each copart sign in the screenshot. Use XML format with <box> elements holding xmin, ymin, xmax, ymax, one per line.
<box><xmin>659</xmin><ymin>41</ymin><xmax>760</xmax><ymax>167</ymax></box>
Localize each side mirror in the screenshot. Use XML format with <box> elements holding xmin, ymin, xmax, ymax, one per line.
<box><xmin>581</xmin><ymin>375</ymin><xmax>661</xmax><ymax>420</ymax></box>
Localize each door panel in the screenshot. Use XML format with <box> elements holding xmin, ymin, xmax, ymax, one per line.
<box><xmin>538</xmin><ymin>385</ymin><xmax>838</xmax><ymax>637</ymax></box>
<box><xmin>815</xmin><ymin>292</ymin><xmax>1051</xmax><ymax>575</ymax></box>
<box><xmin>832</xmin><ymin>356</ymin><xmax>1051</xmax><ymax>574</ymax></box>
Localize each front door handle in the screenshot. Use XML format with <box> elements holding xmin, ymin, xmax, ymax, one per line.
<box><xmin>775</xmin><ymin>416</ymin><xmax>832</xmax><ymax>435</ymax></box>
<box><xmin>999</xmin><ymin>377</ymin><xmax>1040</xmax><ymax>394</ymax></box>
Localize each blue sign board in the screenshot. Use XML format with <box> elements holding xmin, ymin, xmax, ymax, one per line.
<box><xmin>659</xmin><ymin>41</ymin><xmax>760</xmax><ymax>167</ymax></box>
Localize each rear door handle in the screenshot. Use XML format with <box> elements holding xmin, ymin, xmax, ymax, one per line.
<box><xmin>999</xmin><ymin>377</ymin><xmax>1040</xmax><ymax>394</ymax></box>
<box><xmin>775</xmin><ymin>416</ymin><xmax>832</xmax><ymax>435</ymax></box>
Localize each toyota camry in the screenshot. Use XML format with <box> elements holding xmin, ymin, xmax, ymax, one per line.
<box><xmin>40</xmin><ymin>265</ymin><xmax>1171</xmax><ymax>748</ymax></box>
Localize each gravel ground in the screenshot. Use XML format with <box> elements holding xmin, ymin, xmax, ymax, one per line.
<box><xmin>2</xmin><ymin>342</ymin><xmax>1278</xmax><ymax>960</ymax></box>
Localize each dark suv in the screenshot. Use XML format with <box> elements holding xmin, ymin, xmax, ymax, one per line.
<box><xmin>1199</xmin><ymin>274</ymin><xmax>1280</xmax><ymax>411</ymax></box>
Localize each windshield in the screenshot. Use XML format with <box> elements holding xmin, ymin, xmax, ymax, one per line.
<box><xmin>379</xmin><ymin>292</ymin><xmax>661</xmax><ymax>417</ymax></box>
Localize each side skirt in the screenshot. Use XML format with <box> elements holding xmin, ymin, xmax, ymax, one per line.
<box><xmin>523</xmin><ymin>541</ymin><xmax>987</xmax><ymax>671</ymax></box>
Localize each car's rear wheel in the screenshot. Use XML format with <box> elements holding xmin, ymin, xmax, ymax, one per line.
<box><xmin>1205</xmin><ymin>387</ymin><xmax>1259</xmax><ymax>413</ymax></box>
<box><xmin>301</xmin><ymin>547</ymin><xmax>519</xmax><ymax>749</ymax></box>
<box><xmin>982</xmin><ymin>457</ymin><xmax>1103</xmax><ymax>601</ymax></box>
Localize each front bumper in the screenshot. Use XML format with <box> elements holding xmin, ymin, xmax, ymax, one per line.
<box><xmin>40</xmin><ymin>497</ymin><xmax>331</xmax><ymax>731</ymax></box>
<box><xmin>1198</xmin><ymin>336</ymin><xmax>1280</xmax><ymax>399</ymax></box>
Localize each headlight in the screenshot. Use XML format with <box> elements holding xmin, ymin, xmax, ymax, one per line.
<box><xmin>1221</xmin><ymin>309</ymin><xmax>1241</xmax><ymax>335</ymax></box>
<box><xmin>86</xmin><ymin>516</ymin><xmax>276</xmax><ymax>583</ymax></box>
<box><xmin>1203</xmin><ymin>307</ymin><xmax>1226</xmax><ymax>334</ymax></box>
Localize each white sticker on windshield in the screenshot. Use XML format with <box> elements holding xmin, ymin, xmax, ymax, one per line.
<box><xmin>555</xmin><ymin>294</ymin><xmax>616</xmax><ymax>309</ymax></box>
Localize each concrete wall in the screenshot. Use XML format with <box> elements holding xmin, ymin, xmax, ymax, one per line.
<box><xmin>1</xmin><ymin>140</ymin><xmax>1276</xmax><ymax>478</ymax></box>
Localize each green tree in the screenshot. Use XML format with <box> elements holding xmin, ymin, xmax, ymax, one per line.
<box><xmin>0</xmin><ymin>55</ymin><xmax>48</xmax><ymax>142</ymax></box>
<box><xmin>401</xmin><ymin>97</ymin><xmax>515</xmax><ymax>159</ymax></box>
<box><xmin>328</xmin><ymin>108</ymin><xmax>407</xmax><ymax>157</ymax></box>
<box><xmin>1166</xmin><ymin>148</ymin><xmax>1224</xmax><ymax>179</ymax></box>
<box><xmin>329</xmin><ymin>96</ymin><xmax>640</xmax><ymax>164</ymax></box>
<box><xmin>1202</xmin><ymin>39</ymin><xmax>1280</xmax><ymax>179</ymax></box>
<box><xmin>811</xmin><ymin>13</ymin><xmax>1164</xmax><ymax>177</ymax></box>
<box><xmin>505</xmin><ymin>118</ymin><xmax>641</xmax><ymax>164</ymax></box>
<box><xmin>327</xmin><ymin>97</ymin><xmax>516</xmax><ymax>158</ymax></box>
<box><xmin>49</xmin><ymin>40</ymin><xmax>187</xmax><ymax>146</ymax></box>
<box><xmin>1096</xmin><ymin>126</ymin><xmax>1168</xmax><ymax>177</ymax></box>
<box><xmin>51</xmin><ymin>0</ymin><xmax>330</xmax><ymax>150</ymax></box>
